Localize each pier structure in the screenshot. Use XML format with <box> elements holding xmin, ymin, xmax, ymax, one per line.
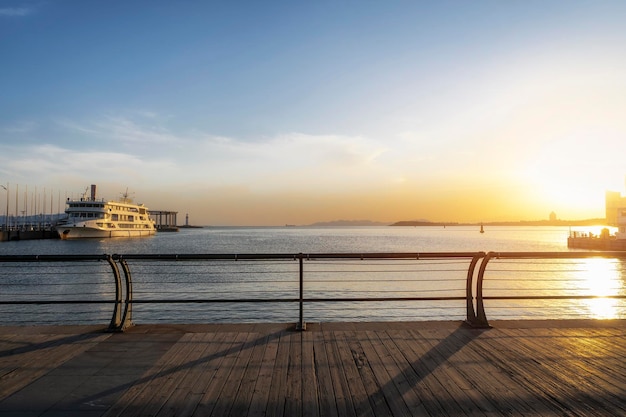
<box><xmin>149</xmin><ymin>210</ymin><xmax>179</xmax><ymax>232</ymax></box>
<box><xmin>0</xmin><ymin>229</ymin><xmax>58</xmax><ymax>241</ymax></box>
<box><xmin>568</xmin><ymin>188</ymin><xmax>626</xmax><ymax>250</ymax></box>
<box><xmin>568</xmin><ymin>232</ymin><xmax>626</xmax><ymax>250</ymax></box>
<box><xmin>1</xmin><ymin>251</ymin><xmax>625</xmax><ymax>415</ymax></box>
<box><xmin>0</xmin><ymin>320</ymin><xmax>624</xmax><ymax>416</ymax></box>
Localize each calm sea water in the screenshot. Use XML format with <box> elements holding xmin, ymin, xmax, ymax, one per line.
<box><xmin>0</xmin><ymin>224</ymin><xmax>601</xmax><ymax>255</ymax></box>
<box><xmin>1</xmin><ymin>226</ymin><xmax>625</xmax><ymax>324</ymax></box>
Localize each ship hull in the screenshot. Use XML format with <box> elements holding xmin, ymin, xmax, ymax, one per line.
<box><xmin>58</xmin><ymin>225</ymin><xmax>156</xmax><ymax>240</ymax></box>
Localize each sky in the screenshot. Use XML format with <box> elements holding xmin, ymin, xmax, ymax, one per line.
<box><xmin>1</xmin><ymin>1</ymin><xmax>625</xmax><ymax>226</ymax></box>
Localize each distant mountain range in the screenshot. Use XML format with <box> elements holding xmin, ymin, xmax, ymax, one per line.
<box><xmin>305</xmin><ymin>218</ymin><xmax>608</xmax><ymax>227</ymax></box>
<box><xmin>307</xmin><ymin>220</ymin><xmax>391</xmax><ymax>226</ymax></box>
<box><xmin>390</xmin><ymin>218</ymin><xmax>608</xmax><ymax>227</ymax></box>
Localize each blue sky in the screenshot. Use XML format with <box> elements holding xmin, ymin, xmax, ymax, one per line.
<box><xmin>1</xmin><ymin>1</ymin><xmax>625</xmax><ymax>225</ymax></box>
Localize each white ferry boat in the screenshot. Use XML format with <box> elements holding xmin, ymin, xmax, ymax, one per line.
<box><xmin>56</xmin><ymin>185</ymin><xmax>156</xmax><ymax>239</ymax></box>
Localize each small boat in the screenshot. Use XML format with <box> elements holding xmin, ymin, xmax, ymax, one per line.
<box><xmin>56</xmin><ymin>185</ymin><xmax>156</xmax><ymax>239</ymax></box>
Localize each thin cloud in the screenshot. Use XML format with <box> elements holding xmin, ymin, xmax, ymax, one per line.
<box><xmin>57</xmin><ymin>114</ymin><xmax>181</xmax><ymax>146</ymax></box>
<box><xmin>0</xmin><ymin>7</ymin><xmax>33</xmax><ymax>17</ymax></box>
<box><xmin>0</xmin><ymin>143</ymin><xmax>175</xmax><ymax>185</ymax></box>
<box><xmin>54</xmin><ymin>113</ymin><xmax>392</xmax><ymax>189</ymax></box>
<box><xmin>0</xmin><ymin>120</ymin><xmax>37</xmax><ymax>134</ymax></box>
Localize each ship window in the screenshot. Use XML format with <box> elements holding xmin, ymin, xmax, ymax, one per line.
<box><xmin>111</xmin><ymin>214</ymin><xmax>118</xmax><ymax>221</ymax></box>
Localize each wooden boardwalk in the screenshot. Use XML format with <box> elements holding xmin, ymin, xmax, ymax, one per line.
<box><xmin>0</xmin><ymin>320</ymin><xmax>624</xmax><ymax>416</ymax></box>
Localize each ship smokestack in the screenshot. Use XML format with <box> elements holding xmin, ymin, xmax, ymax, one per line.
<box><xmin>91</xmin><ymin>184</ymin><xmax>96</xmax><ymax>201</ymax></box>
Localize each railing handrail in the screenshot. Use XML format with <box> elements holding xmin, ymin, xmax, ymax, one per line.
<box><xmin>112</xmin><ymin>252</ymin><xmax>483</xmax><ymax>261</ymax></box>
<box><xmin>1</xmin><ymin>251</ymin><xmax>625</xmax><ymax>330</ymax></box>
<box><xmin>0</xmin><ymin>254</ymin><xmax>111</xmax><ymax>262</ymax></box>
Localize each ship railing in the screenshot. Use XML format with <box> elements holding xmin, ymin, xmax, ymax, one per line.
<box><xmin>1</xmin><ymin>252</ymin><xmax>625</xmax><ymax>331</ymax></box>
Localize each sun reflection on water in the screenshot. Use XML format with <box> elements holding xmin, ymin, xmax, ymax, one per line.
<box><xmin>579</xmin><ymin>258</ymin><xmax>624</xmax><ymax>319</ymax></box>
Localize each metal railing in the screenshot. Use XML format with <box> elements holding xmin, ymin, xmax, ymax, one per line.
<box><xmin>1</xmin><ymin>251</ymin><xmax>625</xmax><ymax>331</ymax></box>
<box><xmin>0</xmin><ymin>255</ymin><xmax>124</xmax><ymax>329</ymax></box>
<box><xmin>475</xmin><ymin>251</ymin><xmax>626</xmax><ymax>325</ymax></box>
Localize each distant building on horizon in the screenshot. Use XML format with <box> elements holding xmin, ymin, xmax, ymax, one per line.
<box><xmin>606</xmin><ymin>190</ymin><xmax>626</xmax><ymax>239</ymax></box>
<box><xmin>549</xmin><ymin>211</ymin><xmax>557</xmax><ymax>222</ymax></box>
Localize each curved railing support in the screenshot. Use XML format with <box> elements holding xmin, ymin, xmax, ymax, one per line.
<box><xmin>465</xmin><ymin>252</ymin><xmax>486</xmax><ymax>327</ymax></box>
<box><xmin>473</xmin><ymin>251</ymin><xmax>495</xmax><ymax>328</ymax></box>
<box><xmin>117</xmin><ymin>256</ymin><xmax>134</xmax><ymax>331</ymax></box>
<box><xmin>104</xmin><ymin>255</ymin><xmax>123</xmax><ymax>331</ymax></box>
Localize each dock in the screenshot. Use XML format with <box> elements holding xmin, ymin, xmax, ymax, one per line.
<box><xmin>0</xmin><ymin>229</ymin><xmax>58</xmax><ymax>241</ymax></box>
<box><xmin>1</xmin><ymin>320</ymin><xmax>624</xmax><ymax>416</ymax></box>
<box><xmin>568</xmin><ymin>235</ymin><xmax>626</xmax><ymax>250</ymax></box>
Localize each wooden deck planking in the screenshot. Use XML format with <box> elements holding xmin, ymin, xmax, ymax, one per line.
<box><xmin>388</xmin><ymin>329</ymin><xmax>455</xmax><ymax>416</ymax></box>
<box><xmin>380</xmin><ymin>330</ymin><xmax>444</xmax><ymax>415</ymax></box>
<box><xmin>472</xmin><ymin>328</ymin><xmax>580</xmax><ymax>415</ymax></box>
<box><xmin>100</xmin><ymin>332</ymin><xmax>205</xmax><ymax>417</ymax></box>
<box><xmin>301</xmin><ymin>331</ymin><xmax>319</xmax><ymax>417</ymax></box>
<box><xmin>248</xmin><ymin>331</ymin><xmax>280</xmax><ymax>417</ymax></box>
<box><xmin>431</xmin><ymin>328</ymin><xmax>542</xmax><ymax>416</ymax></box>
<box><xmin>406</xmin><ymin>328</ymin><xmax>478</xmax><ymax>416</ymax></box>
<box><xmin>210</xmin><ymin>331</ymin><xmax>260</xmax><ymax>417</ymax></box>
<box><xmin>404</xmin><ymin>331</ymin><xmax>484</xmax><ymax>416</ymax></box>
<box><xmin>0</xmin><ymin>332</ymin><xmax>110</xmax><ymax>399</ymax></box>
<box><xmin>153</xmin><ymin>332</ymin><xmax>220</xmax><ymax>417</ymax></box>
<box><xmin>264</xmin><ymin>330</ymin><xmax>290</xmax><ymax>417</ymax></box>
<box><xmin>500</xmin><ymin>327</ymin><xmax>625</xmax><ymax>414</ymax></box>
<box><xmin>335</xmin><ymin>330</ymin><xmax>380</xmax><ymax>417</ymax></box>
<box><xmin>1</xmin><ymin>321</ymin><xmax>625</xmax><ymax>416</ymax></box>
<box><xmin>179</xmin><ymin>331</ymin><xmax>238</xmax><ymax>417</ymax></box>
<box><xmin>362</xmin><ymin>329</ymin><xmax>414</xmax><ymax>417</ymax></box>
<box><xmin>309</xmin><ymin>330</ymin><xmax>338</xmax><ymax>417</ymax></box>
<box><xmin>323</xmin><ymin>329</ymin><xmax>358</xmax><ymax>417</ymax></box>
<box><xmin>193</xmin><ymin>331</ymin><xmax>250</xmax><ymax>416</ymax></box>
<box><xmin>474</xmin><ymin>326</ymin><xmax>614</xmax><ymax>416</ymax></box>
<box><xmin>283</xmin><ymin>331</ymin><xmax>303</xmax><ymax>417</ymax></box>
<box><xmin>404</xmin><ymin>328</ymin><xmax>497</xmax><ymax>416</ymax></box>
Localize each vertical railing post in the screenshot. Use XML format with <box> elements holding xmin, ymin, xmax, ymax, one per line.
<box><xmin>296</xmin><ymin>253</ymin><xmax>306</xmax><ymax>330</ymax></box>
